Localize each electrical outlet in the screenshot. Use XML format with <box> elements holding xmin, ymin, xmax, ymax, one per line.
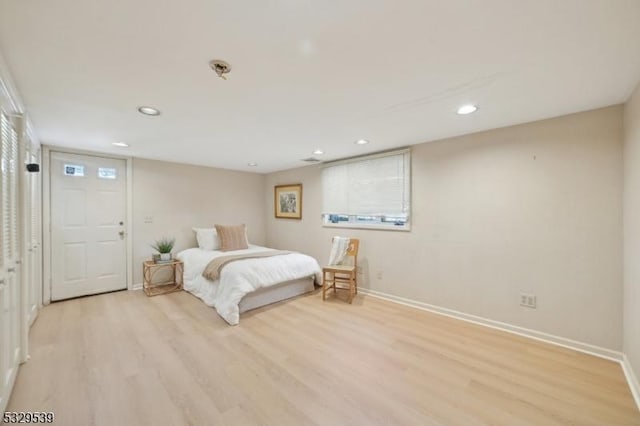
<box><xmin>376</xmin><ymin>271</ymin><xmax>383</xmax><ymax>280</ymax></box>
<box><xmin>144</xmin><ymin>216</ymin><xmax>153</xmax><ymax>223</ymax></box>
<box><xmin>357</xmin><ymin>266</ymin><xmax>363</xmax><ymax>274</ymax></box>
<box><xmin>520</xmin><ymin>293</ymin><xmax>536</xmax><ymax>309</ymax></box>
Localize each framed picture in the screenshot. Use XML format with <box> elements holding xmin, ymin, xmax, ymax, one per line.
<box><xmin>274</xmin><ymin>184</ymin><xmax>302</xmax><ymax>219</ymax></box>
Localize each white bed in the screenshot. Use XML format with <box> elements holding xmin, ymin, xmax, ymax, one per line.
<box><xmin>177</xmin><ymin>245</ymin><xmax>321</xmax><ymax>325</ymax></box>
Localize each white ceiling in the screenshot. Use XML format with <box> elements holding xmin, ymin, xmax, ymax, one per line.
<box><xmin>1</xmin><ymin>0</ymin><xmax>639</xmax><ymax>173</ymax></box>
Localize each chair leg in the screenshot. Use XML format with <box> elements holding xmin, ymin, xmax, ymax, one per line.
<box><xmin>348</xmin><ymin>273</ymin><xmax>354</xmax><ymax>304</ymax></box>
<box><xmin>322</xmin><ymin>271</ymin><xmax>327</xmax><ymax>301</ymax></box>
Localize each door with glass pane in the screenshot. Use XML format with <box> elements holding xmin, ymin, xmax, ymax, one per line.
<box><xmin>50</xmin><ymin>152</ymin><xmax>127</xmax><ymax>300</ymax></box>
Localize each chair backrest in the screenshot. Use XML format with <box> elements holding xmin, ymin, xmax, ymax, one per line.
<box><xmin>344</xmin><ymin>238</ymin><xmax>359</xmax><ymax>267</ymax></box>
<box><xmin>346</xmin><ymin>238</ymin><xmax>359</xmax><ymax>257</ymax></box>
<box><xmin>328</xmin><ymin>237</ymin><xmax>360</xmax><ymax>266</ymax></box>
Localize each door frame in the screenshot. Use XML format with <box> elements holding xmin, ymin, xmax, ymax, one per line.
<box><xmin>42</xmin><ymin>146</ymin><xmax>133</xmax><ymax>305</ymax></box>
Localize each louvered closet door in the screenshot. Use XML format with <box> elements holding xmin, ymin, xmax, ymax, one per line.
<box><xmin>24</xmin><ymin>149</ymin><xmax>41</xmax><ymax>326</ymax></box>
<box><xmin>0</xmin><ymin>112</ymin><xmax>21</xmax><ymax>412</ymax></box>
<box><xmin>30</xmin><ymin>150</ymin><xmax>41</xmax><ymax>323</ymax></box>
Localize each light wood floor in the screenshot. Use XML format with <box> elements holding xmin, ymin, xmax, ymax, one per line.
<box><xmin>7</xmin><ymin>289</ymin><xmax>640</xmax><ymax>426</ymax></box>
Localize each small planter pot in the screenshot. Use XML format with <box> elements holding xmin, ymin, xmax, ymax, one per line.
<box><xmin>153</xmin><ymin>253</ymin><xmax>173</xmax><ymax>263</ymax></box>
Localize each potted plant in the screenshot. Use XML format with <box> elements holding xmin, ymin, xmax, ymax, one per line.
<box><xmin>151</xmin><ymin>237</ymin><xmax>175</xmax><ymax>263</ymax></box>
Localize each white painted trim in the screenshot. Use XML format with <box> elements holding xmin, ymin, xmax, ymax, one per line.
<box><xmin>622</xmin><ymin>354</ymin><xmax>640</xmax><ymax>411</ymax></box>
<box><xmin>322</xmin><ymin>223</ymin><xmax>411</xmax><ymax>232</ymax></box>
<box><xmin>323</xmin><ymin>147</ymin><xmax>411</xmax><ymax>167</ymax></box>
<box><xmin>25</xmin><ymin>123</ymin><xmax>40</xmax><ymax>153</ymax></box>
<box><xmin>132</xmin><ymin>283</ymin><xmax>143</xmax><ymax>291</ymax></box>
<box><xmin>42</xmin><ymin>146</ymin><xmax>51</xmax><ymax>305</ymax></box>
<box><xmin>126</xmin><ymin>158</ymin><xmax>133</xmax><ymax>290</ymax></box>
<box><xmin>0</xmin><ymin>354</ymin><xmax>19</xmax><ymax>414</ymax></box>
<box><xmin>0</xmin><ymin>50</ymin><xmax>23</xmax><ymax>113</ymax></box>
<box><xmin>42</xmin><ymin>146</ymin><xmax>133</xmax><ymax>303</ymax></box>
<box><xmin>358</xmin><ymin>288</ymin><xmax>624</xmax><ymax>362</ymax></box>
<box><xmin>0</xmin><ymin>50</ymin><xmax>39</xmax><ymax>147</ymax></box>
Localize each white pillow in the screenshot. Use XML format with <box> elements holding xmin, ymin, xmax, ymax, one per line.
<box><xmin>192</xmin><ymin>228</ymin><xmax>221</xmax><ymax>250</ymax></box>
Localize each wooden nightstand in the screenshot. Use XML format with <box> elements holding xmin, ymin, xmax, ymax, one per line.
<box><xmin>142</xmin><ymin>260</ymin><xmax>183</xmax><ymax>296</ymax></box>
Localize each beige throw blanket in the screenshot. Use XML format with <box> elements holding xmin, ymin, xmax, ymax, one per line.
<box><xmin>202</xmin><ymin>250</ymin><xmax>292</xmax><ymax>281</ymax></box>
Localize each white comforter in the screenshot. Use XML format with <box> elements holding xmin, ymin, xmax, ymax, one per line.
<box><xmin>177</xmin><ymin>245</ymin><xmax>321</xmax><ymax>325</ymax></box>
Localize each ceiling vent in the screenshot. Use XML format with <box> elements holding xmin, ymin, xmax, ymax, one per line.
<box><xmin>301</xmin><ymin>157</ymin><xmax>321</xmax><ymax>163</ymax></box>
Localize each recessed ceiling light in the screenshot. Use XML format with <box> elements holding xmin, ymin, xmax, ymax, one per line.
<box><xmin>112</xmin><ymin>142</ymin><xmax>129</xmax><ymax>147</ymax></box>
<box><xmin>457</xmin><ymin>104</ymin><xmax>478</xmax><ymax>115</ymax></box>
<box><xmin>355</xmin><ymin>139</ymin><xmax>369</xmax><ymax>145</ymax></box>
<box><xmin>313</xmin><ymin>149</ymin><xmax>324</xmax><ymax>155</ymax></box>
<box><xmin>247</xmin><ymin>162</ymin><xmax>258</xmax><ymax>167</ymax></box>
<box><xmin>138</xmin><ymin>106</ymin><xmax>161</xmax><ymax>116</ymax></box>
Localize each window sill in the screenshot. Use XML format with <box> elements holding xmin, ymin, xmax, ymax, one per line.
<box><xmin>322</xmin><ymin>223</ymin><xmax>411</xmax><ymax>232</ymax></box>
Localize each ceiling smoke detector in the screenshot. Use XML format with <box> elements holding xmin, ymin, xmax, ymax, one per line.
<box><xmin>209</xmin><ymin>59</ymin><xmax>231</xmax><ymax>80</ymax></box>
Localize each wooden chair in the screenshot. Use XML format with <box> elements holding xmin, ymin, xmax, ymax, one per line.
<box><xmin>322</xmin><ymin>238</ymin><xmax>360</xmax><ymax>303</ymax></box>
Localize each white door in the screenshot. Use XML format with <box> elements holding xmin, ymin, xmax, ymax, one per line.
<box><xmin>50</xmin><ymin>152</ymin><xmax>127</xmax><ymax>300</ymax></box>
<box><xmin>0</xmin><ymin>111</ymin><xmax>21</xmax><ymax>412</ymax></box>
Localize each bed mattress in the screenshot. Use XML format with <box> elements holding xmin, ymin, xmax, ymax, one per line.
<box><xmin>177</xmin><ymin>245</ymin><xmax>321</xmax><ymax>324</ymax></box>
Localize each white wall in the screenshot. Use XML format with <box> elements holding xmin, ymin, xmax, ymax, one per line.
<box><xmin>132</xmin><ymin>158</ymin><xmax>265</xmax><ymax>284</ymax></box>
<box><xmin>266</xmin><ymin>106</ymin><xmax>623</xmax><ymax>350</ymax></box>
<box><xmin>624</xmin><ymin>83</ymin><xmax>640</xmax><ymax>374</ymax></box>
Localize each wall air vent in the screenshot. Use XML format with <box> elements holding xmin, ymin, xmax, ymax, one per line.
<box><xmin>301</xmin><ymin>157</ymin><xmax>321</xmax><ymax>163</ymax></box>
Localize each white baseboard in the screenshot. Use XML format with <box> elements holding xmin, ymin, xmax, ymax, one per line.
<box><xmin>0</xmin><ymin>355</ymin><xmax>19</xmax><ymax>415</ymax></box>
<box><xmin>132</xmin><ymin>283</ymin><xmax>143</xmax><ymax>291</ymax></box>
<box><xmin>358</xmin><ymin>288</ymin><xmax>623</xmax><ymax>362</ymax></box>
<box><xmin>622</xmin><ymin>354</ymin><xmax>640</xmax><ymax>411</ymax></box>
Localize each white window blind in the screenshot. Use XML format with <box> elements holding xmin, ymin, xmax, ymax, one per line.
<box><xmin>322</xmin><ymin>149</ymin><xmax>410</xmax><ymax>229</ymax></box>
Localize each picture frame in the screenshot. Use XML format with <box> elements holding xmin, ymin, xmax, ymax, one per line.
<box><xmin>274</xmin><ymin>184</ymin><xmax>302</xmax><ymax>219</ymax></box>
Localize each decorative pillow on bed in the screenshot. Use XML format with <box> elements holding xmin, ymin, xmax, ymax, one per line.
<box><xmin>192</xmin><ymin>228</ymin><xmax>221</xmax><ymax>250</ymax></box>
<box><xmin>215</xmin><ymin>224</ymin><xmax>249</xmax><ymax>251</ymax></box>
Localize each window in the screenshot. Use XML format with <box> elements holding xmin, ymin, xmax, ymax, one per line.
<box><xmin>322</xmin><ymin>149</ymin><xmax>410</xmax><ymax>230</ymax></box>
<box><xmin>64</xmin><ymin>164</ymin><xmax>84</xmax><ymax>176</ymax></box>
<box><xmin>98</xmin><ymin>167</ymin><xmax>117</xmax><ymax>179</ymax></box>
